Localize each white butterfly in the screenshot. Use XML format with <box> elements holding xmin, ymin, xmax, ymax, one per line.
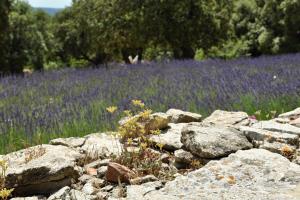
<box><xmin>128</xmin><ymin>55</ymin><xmax>139</xmax><ymax>64</ymax></box>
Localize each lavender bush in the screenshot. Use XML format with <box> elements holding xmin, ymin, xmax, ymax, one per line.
<box><xmin>0</xmin><ymin>53</ymin><xmax>300</xmax><ymax>153</ymax></box>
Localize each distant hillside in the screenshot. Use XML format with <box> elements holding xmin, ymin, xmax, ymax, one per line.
<box><xmin>35</xmin><ymin>7</ymin><xmax>63</xmax><ymax>15</ymax></box>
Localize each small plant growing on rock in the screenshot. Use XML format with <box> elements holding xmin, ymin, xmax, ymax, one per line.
<box><xmin>280</xmin><ymin>145</ymin><xmax>295</xmax><ymax>160</ymax></box>
<box><xmin>0</xmin><ymin>160</ymin><xmax>14</xmax><ymax>200</ymax></box>
<box><xmin>107</xmin><ymin>100</ymin><xmax>172</xmax><ymax>180</ymax></box>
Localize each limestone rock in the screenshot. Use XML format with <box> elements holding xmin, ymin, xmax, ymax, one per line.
<box><xmin>181</xmin><ymin>124</ymin><xmax>252</xmax><ymax>158</ymax></box>
<box><xmin>130</xmin><ymin>175</ymin><xmax>159</xmax><ymax>185</ymax></box>
<box><xmin>81</xmin><ymin>133</ymin><xmax>123</xmax><ymax>160</ymax></box>
<box><xmin>47</xmin><ymin>186</ymin><xmax>70</xmax><ymax>200</ymax></box>
<box><xmin>251</xmin><ymin>121</ymin><xmax>300</xmax><ymax>135</ymax></box>
<box><xmin>291</xmin><ymin>118</ymin><xmax>300</xmax><ymax>128</ymax></box>
<box><xmin>149</xmin><ymin>123</ymin><xmax>185</xmax><ymax>151</ymax></box>
<box><xmin>139</xmin><ymin>149</ymin><xmax>300</xmax><ymax>200</ymax></box>
<box><xmin>166</xmin><ymin>109</ymin><xmax>202</xmax><ymax>123</ymax></box>
<box><xmin>174</xmin><ymin>149</ymin><xmax>196</xmax><ymax>164</ymax></box>
<box><xmin>82</xmin><ymin>182</ymin><xmax>99</xmax><ymax>195</ymax></box>
<box><xmin>240</xmin><ymin>126</ymin><xmax>299</xmax><ymax>146</ymax></box>
<box><xmin>279</xmin><ymin>108</ymin><xmax>300</xmax><ymax>119</ymax></box>
<box><xmin>49</xmin><ymin>137</ymin><xmax>86</xmax><ymax>148</ymax></box>
<box><xmin>2</xmin><ymin>145</ymin><xmax>83</xmax><ymax>196</ymax></box>
<box><xmin>203</xmin><ymin>110</ymin><xmax>250</xmax><ymax>126</ymax></box>
<box><xmin>260</xmin><ymin>141</ymin><xmax>296</xmax><ymax>156</ymax></box>
<box><xmin>70</xmin><ymin>189</ymin><xmax>96</xmax><ymax>200</ymax></box>
<box><xmin>85</xmin><ymin>159</ymin><xmax>110</xmax><ymax>170</ymax></box>
<box><xmin>106</xmin><ymin>162</ymin><xmax>135</xmax><ymax>183</ymax></box>
<box><xmin>126</xmin><ymin>181</ymin><xmax>163</xmax><ymax>200</ymax></box>
<box><xmin>119</xmin><ymin>112</ymin><xmax>171</xmax><ymax>133</ymax></box>
<box><xmin>97</xmin><ymin>166</ymin><xmax>108</xmax><ymax>178</ymax></box>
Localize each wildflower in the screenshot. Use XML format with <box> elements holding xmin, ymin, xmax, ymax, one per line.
<box><xmin>127</xmin><ymin>138</ymin><xmax>133</xmax><ymax>145</ymax></box>
<box><xmin>139</xmin><ymin>109</ymin><xmax>152</xmax><ymax>119</ymax></box>
<box><xmin>106</xmin><ymin>106</ymin><xmax>118</xmax><ymax>113</ymax></box>
<box><xmin>0</xmin><ymin>188</ymin><xmax>14</xmax><ymax>200</ymax></box>
<box><xmin>254</xmin><ymin>110</ymin><xmax>261</xmax><ymax>116</ymax></box>
<box><xmin>124</xmin><ymin>110</ymin><xmax>132</xmax><ymax>117</ymax></box>
<box><xmin>156</xmin><ymin>143</ymin><xmax>164</xmax><ymax>151</ymax></box>
<box><xmin>132</xmin><ymin>100</ymin><xmax>145</xmax><ymax>108</ymax></box>
<box><xmin>150</xmin><ymin>129</ymin><xmax>161</xmax><ymax>135</ymax></box>
<box><xmin>140</xmin><ymin>143</ymin><xmax>148</xmax><ymax>149</ymax></box>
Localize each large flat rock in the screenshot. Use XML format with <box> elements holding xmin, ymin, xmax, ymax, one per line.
<box><xmin>279</xmin><ymin>108</ymin><xmax>300</xmax><ymax>119</ymax></box>
<box><xmin>2</xmin><ymin>145</ymin><xmax>83</xmax><ymax>196</ymax></box>
<box><xmin>203</xmin><ymin>110</ymin><xmax>250</xmax><ymax>126</ymax></box>
<box><xmin>251</xmin><ymin>121</ymin><xmax>300</xmax><ymax>135</ymax></box>
<box><xmin>181</xmin><ymin>124</ymin><xmax>252</xmax><ymax>158</ymax></box>
<box><xmin>240</xmin><ymin>126</ymin><xmax>299</xmax><ymax>146</ymax></box>
<box><xmin>134</xmin><ymin>149</ymin><xmax>300</xmax><ymax>200</ymax></box>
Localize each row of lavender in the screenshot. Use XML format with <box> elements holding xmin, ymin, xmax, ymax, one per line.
<box><xmin>0</xmin><ymin>54</ymin><xmax>300</xmax><ymax>153</ymax></box>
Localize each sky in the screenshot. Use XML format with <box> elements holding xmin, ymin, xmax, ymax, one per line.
<box><xmin>26</xmin><ymin>0</ymin><xmax>72</xmax><ymax>8</ymax></box>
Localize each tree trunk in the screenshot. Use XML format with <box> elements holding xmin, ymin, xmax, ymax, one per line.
<box><xmin>173</xmin><ymin>46</ymin><xmax>195</xmax><ymax>59</ymax></box>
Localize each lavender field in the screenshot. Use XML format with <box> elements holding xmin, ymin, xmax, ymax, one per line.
<box><xmin>0</xmin><ymin>54</ymin><xmax>300</xmax><ymax>153</ymax></box>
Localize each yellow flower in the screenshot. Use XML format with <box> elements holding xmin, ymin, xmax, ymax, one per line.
<box><xmin>132</xmin><ymin>100</ymin><xmax>145</xmax><ymax>108</ymax></box>
<box><xmin>124</xmin><ymin>110</ymin><xmax>132</xmax><ymax>117</ymax></box>
<box><xmin>0</xmin><ymin>188</ymin><xmax>14</xmax><ymax>199</ymax></box>
<box><xmin>156</xmin><ymin>143</ymin><xmax>165</xmax><ymax>151</ymax></box>
<box><xmin>150</xmin><ymin>129</ymin><xmax>161</xmax><ymax>135</ymax></box>
<box><xmin>140</xmin><ymin>142</ymin><xmax>148</xmax><ymax>149</ymax></box>
<box><xmin>127</xmin><ymin>138</ymin><xmax>133</xmax><ymax>145</ymax></box>
<box><xmin>106</xmin><ymin>106</ymin><xmax>118</xmax><ymax>113</ymax></box>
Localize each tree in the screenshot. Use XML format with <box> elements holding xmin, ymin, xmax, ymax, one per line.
<box><xmin>140</xmin><ymin>0</ymin><xmax>233</xmax><ymax>59</ymax></box>
<box><xmin>212</xmin><ymin>0</ymin><xmax>300</xmax><ymax>58</ymax></box>
<box><xmin>5</xmin><ymin>1</ymin><xmax>53</xmax><ymax>73</ymax></box>
<box><xmin>0</xmin><ymin>0</ymin><xmax>11</xmax><ymax>73</ymax></box>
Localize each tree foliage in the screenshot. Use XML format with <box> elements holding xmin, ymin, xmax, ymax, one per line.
<box><xmin>0</xmin><ymin>0</ymin><xmax>300</xmax><ymax>73</ymax></box>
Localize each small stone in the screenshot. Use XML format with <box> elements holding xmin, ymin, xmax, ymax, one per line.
<box><xmin>174</xmin><ymin>149</ymin><xmax>195</xmax><ymax>164</ymax></box>
<box><xmin>106</xmin><ymin>162</ymin><xmax>135</xmax><ymax>183</ymax></box>
<box><xmin>160</xmin><ymin>153</ymin><xmax>172</xmax><ymax>163</ymax></box>
<box><xmin>101</xmin><ymin>185</ymin><xmax>114</xmax><ymax>192</ymax></box>
<box><xmin>85</xmin><ymin>159</ymin><xmax>111</xmax><ymax>169</ymax></box>
<box><xmin>82</xmin><ymin>182</ymin><xmax>99</xmax><ymax>195</ymax></box>
<box><xmin>78</xmin><ymin>174</ymin><xmax>93</xmax><ymax>184</ymax></box>
<box><xmin>97</xmin><ymin>166</ymin><xmax>108</xmax><ymax>178</ymax></box>
<box><xmin>126</xmin><ymin>181</ymin><xmax>163</xmax><ymax>199</ymax></box>
<box><xmin>149</xmin><ymin>123</ymin><xmax>185</xmax><ymax>151</ymax></box>
<box><xmin>47</xmin><ymin>186</ymin><xmax>70</xmax><ymax>200</ymax></box>
<box><xmin>81</xmin><ymin>133</ymin><xmax>123</xmax><ymax>160</ymax></box>
<box><xmin>111</xmin><ymin>186</ymin><xmax>126</xmax><ymax>198</ymax></box>
<box><xmin>70</xmin><ymin>189</ymin><xmax>96</xmax><ymax>200</ymax></box>
<box><xmin>88</xmin><ymin>177</ymin><xmax>105</xmax><ymax>188</ymax></box>
<box><xmin>166</xmin><ymin>109</ymin><xmax>202</xmax><ymax>123</ymax></box>
<box><xmin>96</xmin><ymin>191</ymin><xmax>108</xmax><ymax>200</ymax></box>
<box><xmin>86</xmin><ymin>167</ymin><xmax>97</xmax><ymax>176</ymax></box>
